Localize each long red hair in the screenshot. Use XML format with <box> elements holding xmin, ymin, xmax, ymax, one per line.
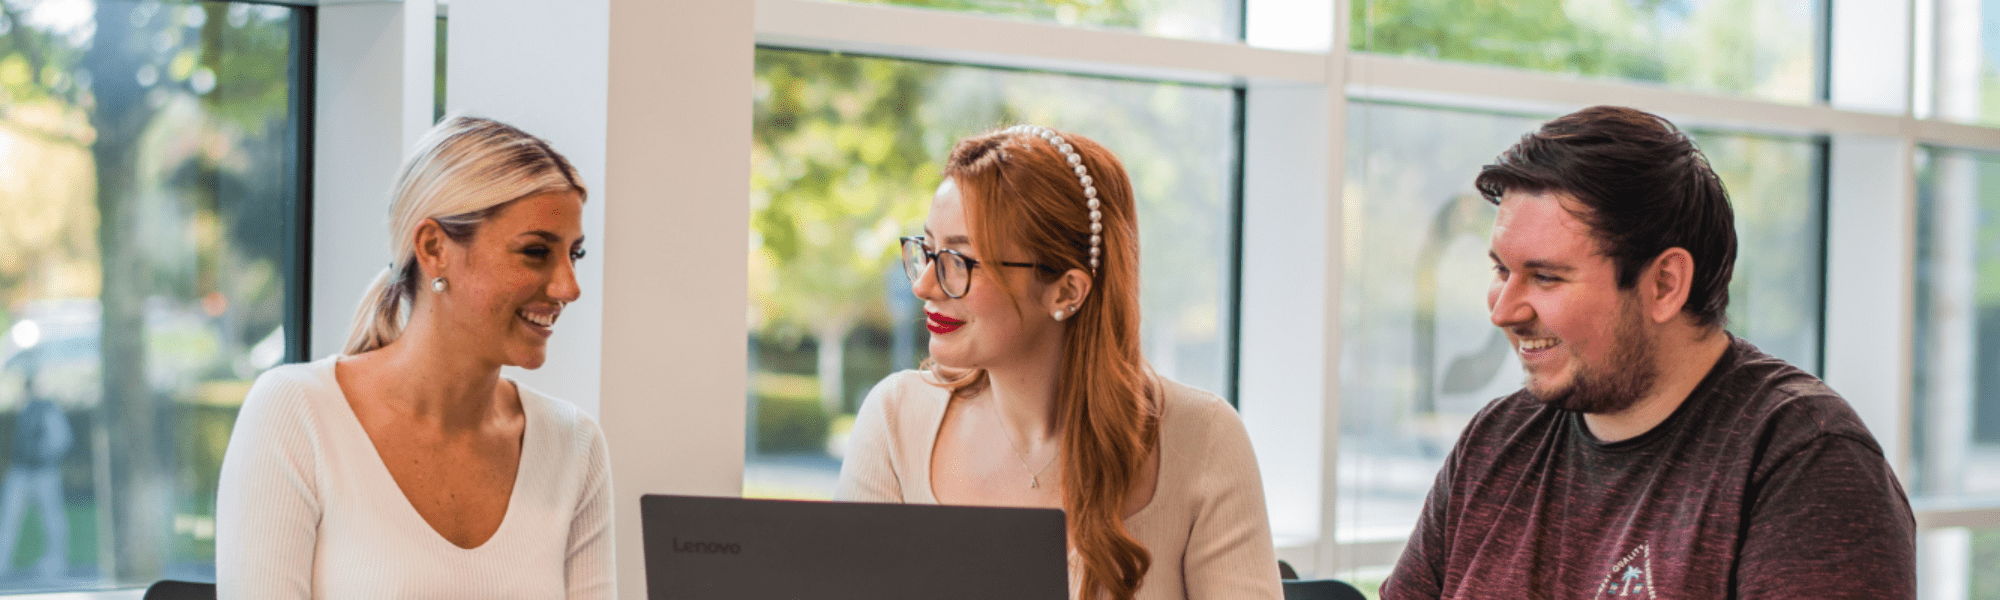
<box><xmin>925</xmin><ymin>126</ymin><xmax>1160</xmax><ymax>600</ymax></box>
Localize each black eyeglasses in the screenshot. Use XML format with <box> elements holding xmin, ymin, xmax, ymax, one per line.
<box><xmin>900</xmin><ymin>236</ymin><xmax>1057</xmax><ymax>299</ymax></box>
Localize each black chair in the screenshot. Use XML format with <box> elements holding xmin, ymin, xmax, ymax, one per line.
<box><xmin>1278</xmin><ymin>560</ymin><xmax>1367</xmax><ymax>600</ymax></box>
<box><xmin>144</xmin><ymin>580</ymin><xmax>216</xmax><ymax>600</ymax></box>
<box><xmin>1282</xmin><ymin>578</ymin><xmax>1367</xmax><ymax>600</ymax></box>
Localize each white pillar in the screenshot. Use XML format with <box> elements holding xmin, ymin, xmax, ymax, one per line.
<box><xmin>446</xmin><ymin>1</ymin><xmax>752</xmax><ymax>597</ymax></box>
<box><xmin>1238</xmin><ymin>80</ymin><xmax>1332</xmax><ymax>565</ymax></box>
<box><xmin>1926</xmin><ymin>151</ymin><xmax>1977</xmax><ymax>499</ymax></box>
<box><xmin>311</xmin><ymin>0</ymin><xmax>436</xmax><ymax>360</ymax></box>
<box><xmin>1821</xmin><ymin>134</ymin><xmax>1915</xmax><ymax>477</ymax></box>
<box><xmin>446</xmin><ymin>0</ymin><xmax>608</xmax><ymax>415</ymax></box>
<box><xmin>1935</xmin><ymin>0</ymin><xmax>1984</xmax><ymax>120</ymax></box>
<box><xmin>1920</xmin><ymin>528</ymin><xmax>1973</xmax><ymax>600</ymax></box>
<box><xmin>1828</xmin><ymin>0</ymin><xmax>1911</xmax><ymax>115</ymax></box>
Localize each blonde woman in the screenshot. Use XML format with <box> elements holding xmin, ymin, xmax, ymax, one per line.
<box><xmin>216</xmin><ymin>116</ymin><xmax>611</xmax><ymax>598</ymax></box>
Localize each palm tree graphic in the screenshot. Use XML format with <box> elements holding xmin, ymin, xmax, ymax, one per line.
<box><xmin>1619</xmin><ymin>566</ymin><xmax>1645</xmax><ymax>594</ymax></box>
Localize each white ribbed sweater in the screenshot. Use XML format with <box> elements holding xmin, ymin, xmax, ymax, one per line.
<box><xmin>215</xmin><ymin>356</ymin><xmax>615</xmax><ymax>599</ymax></box>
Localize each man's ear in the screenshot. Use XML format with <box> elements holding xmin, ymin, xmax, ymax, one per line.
<box><xmin>1043</xmin><ymin>268</ymin><xmax>1094</xmax><ymax>319</ymax></box>
<box><xmin>1642</xmin><ymin>247</ymin><xmax>1695</xmax><ymax>324</ymax></box>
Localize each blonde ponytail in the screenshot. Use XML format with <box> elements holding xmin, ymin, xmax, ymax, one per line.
<box><xmin>335</xmin><ymin>115</ymin><xmax>586</xmax><ymax>357</ymax></box>
<box><xmin>342</xmin><ymin>264</ymin><xmax>411</xmax><ymax>355</ymax></box>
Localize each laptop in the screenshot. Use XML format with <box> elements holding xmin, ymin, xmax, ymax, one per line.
<box><xmin>641</xmin><ymin>494</ymin><xmax>1068</xmax><ymax>600</ymax></box>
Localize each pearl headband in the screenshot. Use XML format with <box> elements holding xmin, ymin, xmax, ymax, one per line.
<box><xmin>1007</xmin><ymin>124</ymin><xmax>1101</xmax><ymax>276</ymax></box>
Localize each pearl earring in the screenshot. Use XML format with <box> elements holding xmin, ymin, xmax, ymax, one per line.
<box><xmin>1052</xmin><ymin>309</ymin><xmax>1065</xmax><ymax>321</ymax></box>
<box><xmin>432</xmin><ymin>277</ymin><xmax>447</xmax><ymax>293</ymax></box>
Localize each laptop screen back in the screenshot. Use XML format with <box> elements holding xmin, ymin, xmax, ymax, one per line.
<box><xmin>641</xmin><ymin>494</ymin><xmax>1068</xmax><ymax>600</ymax></box>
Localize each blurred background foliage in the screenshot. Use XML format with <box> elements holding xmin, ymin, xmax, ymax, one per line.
<box><xmin>834</xmin><ymin>0</ymin><xmax>1238</xmax><ymax>41</ymax></box>
<box><xmin>1353</xmin><ymin>0</ymin><xmax>1816</xmax><ymax>104</ymax></box>
<box><xmin>747</xmin><ymin>45</ymin><xmax>1235</xmax><ymax>498</ymax></box>
<box><xmin>0</xmin><ymin>0</ymin><xmax>296</xmax><ymax>588</ymax></box>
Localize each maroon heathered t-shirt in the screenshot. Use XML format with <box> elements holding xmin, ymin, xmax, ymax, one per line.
<box><xmin>1380</xmin><ymin>336</ymin><xmax>1916</xmax><ymax>599</ymax></box>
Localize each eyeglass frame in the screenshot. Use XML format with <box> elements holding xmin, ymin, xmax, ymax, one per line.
<box><xmin>900</xmin><ymin>236</ymin><xmax>1060</xmax><ymax>299</ymax></box>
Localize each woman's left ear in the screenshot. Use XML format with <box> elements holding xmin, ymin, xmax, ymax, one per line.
<box><xmin>1046</xmin><ymin>269</ymin><xmax>1093</xmax><ymax>321</ymax></box>
<box><xmin>413</xmin><ymin>218</ymin><xmax>451</xmax><ymax>280</ymax></box>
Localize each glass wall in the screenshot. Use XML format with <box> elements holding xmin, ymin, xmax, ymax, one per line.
<box><xmin>1914</xmin><ymin>147</ymin><xmax>2000</xmax><ymax>501</ymax></box>
<box><xmin>740</xmin><ymin>0</ymin><xmax>1996</xmax><ymax>592</ymax></box>
<box><xmin>745</xmin><ymin>47</ymin><xmax>1239</xmax><ymax>499</ymax></box>
<box><xmin>1338</xmin><ymin>101</ymin><xmax>1824</xmax><ymax>546</ymax></box>
<box><xmin>1927</xmin><ymin>0</ymin><xmax>2000</xmax><ymax>125</ymax></box>
<box><xmin>1352</xmin><ymin>0</ymin><xmax>1822</xmax><ymax>104</ymax></box>
<box><xmin>829</xmin><ymin>0</ymin><xmax>1243</xmax><ymax>42</ymax></box>
<box><xmin>0</xmin><ymin>0</ymin><xmax>301</xmax><ymax>590</ymax></box>
<box><xmin>1919</xmin><ymin>527</ymin><xmax>2000</xmax><ymax>600</ymax></box>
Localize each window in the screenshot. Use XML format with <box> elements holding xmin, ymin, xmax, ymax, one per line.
<box><xmin>827</xmin><ymin>0</ymin><xmax>1244</xmax><ymax>42</ymax></box>
<box><xmin>746</xmin><ymin>47</ymin><xmax>1239</xmax><ymax>499</ymax></box>
<box><xmin>1338</xmin><ymin>101</ymin><xmax>1825</xmax><ymax>551</ymax></box>
<box><xmin>732</xmin><ymin>0</ymin><xmax>1996</xmax><ymax>593</ymax></box>
<box><xmin>1924</xmin><ymin>0</ymin><xmax>2000</xmax><ymax>125</ymax></box>
<box><xmin>1351</xmin><ymin>0</ymin><xmax>1822</xmax><ymax>104</ymax></box>
<box><xmin>1917</xmin><ymin>527</ymin><xmax>2000</xmax><ymax>598</ymax></box>
<box><xmin>1914</xmin><ymin>146</ymin><xmax>2000</xmax><ymax>501</ymax></box>
<box><xmin>0</xmin><ymin>0</ymin><xmax>303</xmax><ymax>589</ymax></box>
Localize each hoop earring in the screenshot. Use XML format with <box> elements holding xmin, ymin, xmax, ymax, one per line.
<box><xmin>432</xmin><ymin>277</ymin><xmax>448</xmax><ymax>293</ymax></box>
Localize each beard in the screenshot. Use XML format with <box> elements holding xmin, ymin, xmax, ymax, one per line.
<box><xmin>1526</xmin><ymin>295</ymin><xmax>1660</xmax><ymax>414</ymax></box>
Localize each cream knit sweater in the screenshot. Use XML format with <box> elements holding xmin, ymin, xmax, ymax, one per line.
<box><xmin>835</xmin><ymin>370</ymin><xmax>1283</xmax><ymax>600</ymax></box>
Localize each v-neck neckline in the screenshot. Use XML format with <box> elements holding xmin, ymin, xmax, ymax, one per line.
<box><xmin>321</xmin><ymin>356</ymin><xmax>533</xmax><ymax>552</ymax></box>
<box><xmin>916</xmin><ymin>375</ymin><xmax>1167</xmax><ymax>522</ymax></box>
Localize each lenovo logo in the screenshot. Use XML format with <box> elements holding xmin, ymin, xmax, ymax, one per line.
<box><xmin>672</xmin><ymin>537</ymin><xmax>742</xmax><ymax>555</ymax></box>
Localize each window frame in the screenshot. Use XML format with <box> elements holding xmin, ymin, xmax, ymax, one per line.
<box><xmin>289</xmin><ymin>5</ymin><xmax>318</xmax><ymax>366</ymax></box>
<box><xmin>0</xmin><ymin>0</ymin><xmax>315</xmax><ymax>591</ymax></box>
<box><xmin>303</xmin><ymin>0</ymin><xmax>2000</xmax><ymax>592</ymax></box>
<box><xmin>747</xmin><ymin>0</ymin><xmax>2000</xmax><ymax>580</ymax></box>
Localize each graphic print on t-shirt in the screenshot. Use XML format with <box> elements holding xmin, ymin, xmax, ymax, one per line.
<box><xmin>1595</xmin><ymin>543</ymin><xmax>1655</xmax><ymax>599</ymax></box>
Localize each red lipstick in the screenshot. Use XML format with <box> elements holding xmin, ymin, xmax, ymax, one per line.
<box><xmin>926</xmin><ymin>311</ymin><xmax>965</xmax><ymax>334</ymax></box>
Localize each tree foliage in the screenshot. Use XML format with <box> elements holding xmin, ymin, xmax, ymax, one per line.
<box><xmin>752</xmin><ymin>49</ymin><xmax>938</xmax><ymax>343</ymax></box>
<box><xmin>0</xmin><ymin>0</ymin><xmax>295</xmax><ymax>582</ymax></box>
<box><xmin>841</xmin><ymin>0</ymin><xmax>1205</xmax><ymax>37</ymax></box>
<box><xmin>750</xmin><ymin>45</ymin><xmax>1239</xmax><ymax>417</ymax></box>
<box><xmin>1353</xmin><ymin>0</ymin><xmax>1814</xmax><ymax>103</ymax></box>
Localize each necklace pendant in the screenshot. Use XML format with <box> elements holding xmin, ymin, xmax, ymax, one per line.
<box><xmin>1030</xmin><ymin>476</ymin><xmax>1039</xmax><ymax>489</ymax></box>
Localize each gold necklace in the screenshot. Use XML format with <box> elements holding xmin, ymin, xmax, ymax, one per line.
<box><xmin>987</xmin><ymin>399</ymin><xmax>1059</xmax><ymax>488</ymax></box>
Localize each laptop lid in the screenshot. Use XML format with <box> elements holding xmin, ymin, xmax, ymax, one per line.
<box><xmin>641</xmin><ymin>494</ymin><xmax>1068</xmax><ymax>600</ymax></box>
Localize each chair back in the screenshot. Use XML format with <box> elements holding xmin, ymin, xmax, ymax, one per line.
<box><xmin>1281</xmin><ymin>578</ymin><xmax>1368</xmax><ymax>600</ymax></box>
<box><xmin>143</xmin><ymin>580</ymin><xmax>216</xmax><ymax>600</ymax></box>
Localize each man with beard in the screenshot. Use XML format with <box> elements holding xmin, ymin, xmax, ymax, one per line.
<box><xmin>1379</xmin><ymin>106</ymin><xmax>1915</xmax><ymax>599</ymax></box>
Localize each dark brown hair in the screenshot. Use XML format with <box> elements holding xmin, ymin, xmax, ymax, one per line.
<box><xmin>1474</xmin><ymin>105</ymin><xmax>1737</xmax><ymax>328</ymax></box>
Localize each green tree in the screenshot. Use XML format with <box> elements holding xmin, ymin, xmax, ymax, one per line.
<box><xmin>846</xmin><ymin>0</ymin><xmax>1160</xmax><ymax>33</ymax></box>
<box><xmin>753</xmin><ymin>50</ymin><xmax>938</xmax><ymax>413</ymax></box>
<box><xmin>1353</xmin><ymin>0</ymin><xmax>1657</xmax><ymax>77</ymax></box>
<box><xmin>0</xmin><ymin>0</ymin><xmax>292</xmax><ymax>580</ymax></box>
<box><xmin>751</xmin><ymin>46</ymin><xmax>1238</xmax><ymax>425</ymax></box>
<box><xmin>1353</xmin><ymin>0</ymin><xmax>1816</xmax><ymax>103</ymax></box>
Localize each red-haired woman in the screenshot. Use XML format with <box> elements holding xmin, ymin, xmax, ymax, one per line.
<box><xmin>836</xmin><ymin>125</ymin><xmax>1282</xmax><ymax>600</ymax></box>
